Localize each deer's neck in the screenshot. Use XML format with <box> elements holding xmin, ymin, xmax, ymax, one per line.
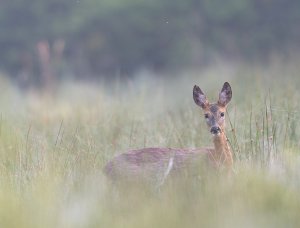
<box><xmin>211</xmin><ymin>132</ymin><xmax>233</xmax><ymax>169</ymax></box>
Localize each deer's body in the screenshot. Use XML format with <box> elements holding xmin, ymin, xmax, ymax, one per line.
<box><xmin>104</xmin><ymin>82</ymin><xmax>233</xmax><ymax>184</ymax></box>
<box><xmin>105</xmin><ymin>147</ymin><xmax>211</xmax><ymax>183</ymax></box>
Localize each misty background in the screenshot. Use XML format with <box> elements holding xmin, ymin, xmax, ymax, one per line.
<box><xmin>1</xmin><ymin>0</ymin><xmax>300</xmax><ymax>89</ymax></box>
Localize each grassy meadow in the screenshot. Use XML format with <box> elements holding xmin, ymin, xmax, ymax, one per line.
<box><xmin>0</xmin><ymin>60</ymin><xmax>300</xmax><ymax>227</ymax></box>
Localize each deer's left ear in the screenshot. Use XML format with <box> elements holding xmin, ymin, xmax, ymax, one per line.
<box><xmin>193</xmin><ymin>85</ymin><xmax>209</xmax><ymax>109</ymax></box>
<box><xmin>218</xmin><ymin>82</ymin><xmax>232</xmax><ymax>107</ymax></box>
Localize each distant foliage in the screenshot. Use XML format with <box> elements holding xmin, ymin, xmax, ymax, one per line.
<box><xmin>1</xmin><ymin>0</ymin><xmax>300</xmax><ymax>80</ymax></box>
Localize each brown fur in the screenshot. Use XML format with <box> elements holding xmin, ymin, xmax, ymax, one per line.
<box><xmin>104</xmin><ymin>82</ymin><xmax>233</xmax><ymax>183</ymax></box>
<box><xmin>104</xmin><ymin>147</ymin><xmax>211</xmax><ymax>183</ymax></box>
<box><xmin>210</xmin><ymin>133</ymin><xmax>233</xmax><ymax>168</ymax></box>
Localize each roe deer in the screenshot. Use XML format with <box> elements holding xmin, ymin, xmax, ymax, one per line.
<box><xmin>104</xmin><ymin>82</ymin><xmax>233</xmax><ymax>185</ymax></box>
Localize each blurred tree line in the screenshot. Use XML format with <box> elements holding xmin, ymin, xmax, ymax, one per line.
<box><xmin>0</xmin><ymin>0</ymin><xmax>300</xmax><ymax>85</ymax></box>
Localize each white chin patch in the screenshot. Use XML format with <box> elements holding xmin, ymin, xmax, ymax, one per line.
<box><xmin>211</xmin><ymin>132</ymin><xmax>221</xmax><ymax>136</ymax></box>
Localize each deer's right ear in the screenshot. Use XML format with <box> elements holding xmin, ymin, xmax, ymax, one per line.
<box><xmin>218</xmin><ymin>82</ymin><xmax>232</xmax><ymax>107</ymax></box>
<box><xmin>193</xmin><ymin>85</ymin><xmax>209</xmax><ymax>109</ymax></box>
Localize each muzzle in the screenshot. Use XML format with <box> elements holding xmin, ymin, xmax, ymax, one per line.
<box><xmin>210</xmin><ymin>126</ymin><xmax>221</xmax><ymax>135</ymax></box>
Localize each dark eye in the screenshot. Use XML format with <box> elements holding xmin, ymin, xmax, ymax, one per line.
<box><xmin>220</xmin><ymin>112</ymin><xmax>225</xmax><ymax>117</ymax></box>
<box><xmin>204</xmin><ymin>114</ymin><xmax>209</xmax><ymax>119</ymax></box>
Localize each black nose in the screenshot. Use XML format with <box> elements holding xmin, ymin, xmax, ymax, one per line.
<box><xmin>210</xmin><ymin>126</ymin><xmax>221</xmax><ymax>134</ymax></box>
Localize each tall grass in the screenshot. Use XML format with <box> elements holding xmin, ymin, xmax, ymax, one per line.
<box><xmin>0</xmin><ymin>60</ymin><xmax>300</xmax><ymax>227</ymax></box>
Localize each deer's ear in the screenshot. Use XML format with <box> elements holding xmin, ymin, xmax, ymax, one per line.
<box><xmin>218</xmin><ymin>82</ymin><xmax>232</xmax><ymax>107</ymax></box>
<box><xmin>193</xmin><ymin>85</ymin><xmax>209</xmax><ymax>109</ymax></box>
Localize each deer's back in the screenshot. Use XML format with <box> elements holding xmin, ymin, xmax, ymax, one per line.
<box><xmin>104</xmin><ymin>147</ymin><xmax>212</xmax><ymax>184</ymax></box>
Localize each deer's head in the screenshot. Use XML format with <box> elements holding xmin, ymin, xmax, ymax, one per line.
<box><xmin>193</xmin><ymin>82</ymin><xmax>232</xmax><ymax>136</ymax></box>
